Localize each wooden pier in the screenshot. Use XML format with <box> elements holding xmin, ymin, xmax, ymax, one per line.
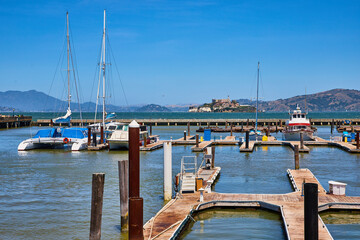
<box><xmin>143</xmin><ymin>168</ymin><xmax>360</xmax><ymax>240</ymax></box>
<box><xmin>0</xmin><ymin>115</ymin><xmax>32</xmax><ymax>129</ymax></box>
<box><xmin>88</xmin><ymin>143</ymin><xmax>108</xmax><ymax>151</ymax></box>
<box><xmin>191</xmin><ymin>141</ymin><xmax>212</xmax><ymax>152</ymax></box>
<box><xmin>34</xmin><ymin>118</ymin><xmax>360</xmax><ymax>127</ymax></box>
<box><xmin>140</xmin><ymin>140</ymin><xmax>165</xmax><ymax>151</ymax></box>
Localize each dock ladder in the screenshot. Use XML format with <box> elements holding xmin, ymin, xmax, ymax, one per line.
<box><xmin>180</xmin><ymin>156</ymin><xmax>197</xmax><ymax>193</ymax></box>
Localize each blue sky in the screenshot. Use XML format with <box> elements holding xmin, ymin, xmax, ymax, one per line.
<box><xmin>0</xmin><ymin>0</ymin><xmax>359</xmax><ymax>106</ymax></box>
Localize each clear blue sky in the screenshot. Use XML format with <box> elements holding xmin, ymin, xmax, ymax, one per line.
<box><xmin>1</xmin><ymin>0</ymin><xmax>359</xmax><ymax>106</ymax></box>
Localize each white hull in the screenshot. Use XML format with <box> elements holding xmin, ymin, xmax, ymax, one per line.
<box><xmin>283</xmin><ymin>132</ymin><xmax>313</xmax><ymax>141</ymax></box>
<box><xmin>108</xmin><ymin>140</ymin><xmax>129</xmax><ymax>150</ymax></box>
<box><xmin>18</xmin><ymin>137</ymin><xmax>87</xmax><ymax>151</ymax></box>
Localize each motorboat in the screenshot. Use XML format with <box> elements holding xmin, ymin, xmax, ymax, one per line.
<box><xmin>107</xmin><ymin>124</ymin><xmax>158</xmax><ymax>150</ymax></box>
<box><xmin>18</xmin><ymin>127</ymin><xmax>89</xmax><ymax>151</ymax></box>
<box><xmin>283</xmin><ymin>106</ymin><xmax>314</xmax><ymax>141</ymax></box>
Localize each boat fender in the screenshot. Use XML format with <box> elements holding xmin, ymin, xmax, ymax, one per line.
<box><xmin>63</xmin><ymin>138</ymin><xmax>69</xmax><ymax>144</ymax></box>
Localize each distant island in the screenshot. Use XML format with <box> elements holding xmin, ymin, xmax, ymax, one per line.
<box><xmin>136</xmin><ymin>104</ymin><xmax>171</xmax><ymax>112</ymax></box>
<box><xmin>189</xmin><ymin>97</ymin><xmax>256</xmax><ymax>112</ymax></box>
<box><xmin>0</xmin><ymin>88</ymin><xmax>359</xmax><ymax>112</ymax></box>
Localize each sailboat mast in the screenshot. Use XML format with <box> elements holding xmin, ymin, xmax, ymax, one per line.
<box><xmin>255</xmin><ymin>61</ymin><xmax>259</xmax><ymax>132</ymax></box>
<box><xmin>66</xmin><ymin>12</ymin><xmax>71</xmax><ymax>111</ymax></box>
<box><xmin>102</xmin><ymin>10</ymin><xmax>106</xmax><ymax>127</ymax></box>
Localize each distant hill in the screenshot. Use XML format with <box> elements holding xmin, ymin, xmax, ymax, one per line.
<box><xmin>258</xmin><ymin>89</ymin><xmax>360</xmax><ymax>112</ymax></box>
<box><xmin>136</xmin><ymin>104</ymin><xmax>171</xmax><ymax>112</ymax></box>
<box><xmin>0</xmin><ymin>90</ymin><xmax>131</xmax><ymax>112</ymax></box>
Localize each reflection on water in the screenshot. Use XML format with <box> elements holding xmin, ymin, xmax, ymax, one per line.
<box><xmin>180</xmin><ymin>208</ymin><xmax>285</xmax><ymax>239</ymax></box>
<box><xmin>0</xmin><ymin>126</ymin><xmax>359</xmax><ymax>239</ymax></box>
<box><xmin>321</xmin><ymin>211</ymin><xmax>360</xmax><ymax>239</ymax></box>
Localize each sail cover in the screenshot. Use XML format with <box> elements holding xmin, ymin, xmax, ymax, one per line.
<box><xmin>53</xmin><ymin>108</ymin><xmax>72</xmax><ymax>124</ymax></box>
<box><xmin>106</xmin><ymin>112</ymin><xmax>116</xmax><ymax>120</ymax></box>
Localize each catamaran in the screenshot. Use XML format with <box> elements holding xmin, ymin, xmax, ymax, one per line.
<box><xmin>283</xmin><ymin>105</ymin><xmax>314</xmax><ymax>141</ymax></box>
<box><xmin>18</xmin><ymin>12</ymin><xmax>88</xmax><ymax>151</ymax></box>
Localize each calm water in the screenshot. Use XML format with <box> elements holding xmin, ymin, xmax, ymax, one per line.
<box><xmin>7</xmin><ymin>111</ymin><xmax>360</xmax><ymax>121</ymax></box>
<box><xmin>0</xmin><ymin>126</ymin><xmax>359</xmax><ymax>239</ymax></box>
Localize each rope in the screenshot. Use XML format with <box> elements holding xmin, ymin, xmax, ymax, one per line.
<box><xmin>150</xmin><ymin>220</ymin><xmax>182</xmax><ymax>240</ymax></box>
<box><xmin>147</xmin><ymin>196</ymin><xmax>179</xmax><ymax>240</ymax></box>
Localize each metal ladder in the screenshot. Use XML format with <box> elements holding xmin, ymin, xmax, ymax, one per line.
<box><xmin>180</xmin><ymin>156</ymin><xmax>197</xmax><ymax>193</ymax></box>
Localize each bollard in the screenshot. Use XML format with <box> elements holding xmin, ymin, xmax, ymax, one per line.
<box><xmin>128</xmin><ymin>120</ymin><xmax>143</xmax><ymax>240</ymax></box>
<box><xmin>100</xmin><ymin>126</ymin><xmax>104</xmax><ymax>144</ymax></box>
<box><xmin>88</xmin><ymin>127</ymin><xmax>92</xmax><ymax>146</ymax></box>
<box><xmin>163</xmin><ymin>142</ymin><xmax>172</xmax><ymax>201</ymax></box>
<box><xmin>300</xmin><ymin>132</ymin><xmax>304</xmax><ymax>149</ymax></box>
<box><xmin>304</xmin><ymin>183</ymin><xmax>318</xmax><ymax>240</ymax></box>
<box><xmin>294</xmin><ymin>145</ymin><xmax>299</xmax><ymax>170</ymax></box>
<box><xmin>89</xmin><ymin>173</ymin><xmax>105</xmax><ymax>240</ymax></box>
<box><xmin>118</xmin><ymin>160</ymin><xmax>129</xmax><ymax>231</ymax></box>
<box><xmin>93</xmin><ymin>132</ymin><xmax>97</xmax><ymax>147</ymax></box>
<box><xmin>211</xmin><ymin>145</ymin><xmax>215</xmax><ymax>169</ymax></box>
<box><xmin>245</xmin><ymin>131</ymin><xmax>249</xmax><ymax>149</ymax></box>
<box><xmin>199</xmin><ymin>188</ymin><xmax>205</xmax><ymax>202</ymax></box>
<box><xmin>196</xmin><ymin>134</ymin><xmax>199</xmax><ymax>148</ymax></box>
<box><xmin>184</xmin><ymin>130</ymin><xmax>186</xmax><ymax>141</ymax></box>
<box><xmin>187</xmin><ymin>122</ymin><xmax>190</xmax><ymax>136</ymax></box>
<box><xmin>356</xmin><ymin>132</ymin><xmax>359</xmax><ymax>149</ymax></box>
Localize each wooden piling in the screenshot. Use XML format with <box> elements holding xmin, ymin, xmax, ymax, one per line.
<box><xmin>100</xmin><ymin>126</ymin><xmax>104</xmax><ymax>144</ymax></box>
<box><xmin>300</xmin><ymin>132</ymin><xmax>304</xmax><ymax>149</ymax></box>
<box><xmin>356</xmin><ymin>132</ymin><xmax>359</xmax><ymax>149</ymax></box>
<box><xmin>143</xmin><ymin>135</ymin><xmax>147</xmax><ymax>148</ymax></box>
<box><xmin>304</xmin><ymin>183</ymin><xmax>318</xmax><ymax>240</ymax></box>
<box><xmin>331</xmin><ymin>119</ymin><xmax>334</xmax><ymax>134</ymax></box>
<box><xmin>196</xmin><ymin>134</ymin><xmax>199</xmax><ymax>148</ymax></box>
<box><xmin>230</xmin><ymin>124</ymin><xmax>233</xmax><ymax>136</ymax></box>
<box><xmin>294</xmin><ymin>145</ymin><xmax>299</xmax><ymax>170</ymax></box>
<box><xmin>93</xmin><ymin>133</ymin><xmax>97</xmax><ymax>147</ymax></box>
<box><xmin>150</xmin><ymin>124</ymin><xmax>152</xmax><ymax>136</ymax></box>
<box><xmin>89</xmin><ymin>173</ymin><xmax>105</xmax><ymax>240</ymax></box>
<box><xmin>245</xmin><ymin>131</ymin><xmax>249</xmax><ymax>149</ymax></box>
<box><xmin>128</xmin><ymin>121</ymin><xmax>143</xmax><ymax>240</ymax></box>
<box><xmin>88</xmin><ymin>127</ymin><xmax>92</xmax><ymax>146</ymax></box>
<box><xmin>118</xmin><ymin>160</ymin><xmax>129</xmax><ymax>231</ymax></box>
<box><xmin>183</xmin><ymin>131</ymin><xmax>186</xmax><ymax>141</ymax></box>
<box><xmin>187</xmin><ymin>122</ymin><xmax>190</xmax><ymax>136</ymax></box>
<box><xmin>211</xmin><ymin>145</ymin><xmax>215</xmax><ymax>169</ymax></box>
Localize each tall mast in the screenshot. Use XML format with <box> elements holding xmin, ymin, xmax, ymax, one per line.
<box><xmin>102</xmin><ymin>10</ymin><xmax>106</xmax><ymax>127</ymax></box>
<box><xmin>305</xmin><ymin>87</ymin><xmax>307</xmax><ymax>113</ymax></box>
<box><xmin>66</xmin><ymin>12</ymin><xmax>71</xmax><ymax>111</ymax></box>
<box><xmin>255</xmin><ymin>61</ymin><xmax>259</xmax><ymax>132</ymax></box>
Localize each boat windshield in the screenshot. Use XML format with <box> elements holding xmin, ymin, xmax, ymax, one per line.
<box><xmin>116</xmin><ymin>125</ymin><xmax>128</xmax><ymax>131</ymax></box>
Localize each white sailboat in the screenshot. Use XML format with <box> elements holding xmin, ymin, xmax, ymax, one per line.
<box><xmin>18</xmin><ymin>12</ymin><xmax>88</xmax><ymax>151</ymax></box>
<box><xmin>249</xmin><ymin>62</ymin><xmax>264</xmax><ymax>141</ymax></box>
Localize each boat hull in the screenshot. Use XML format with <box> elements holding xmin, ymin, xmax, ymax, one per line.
<box><xmin>108</xmin><ymin>140</ymin><xmax>129</xmax><ymax>150</ymax></box>
<box><xmin>283</xmin><ymin>132</ymin><xmax>313</xmax><ymax>141</ymax></box>
<box><xmin>18</xmin><ymin>138</ymin><xmax>86</xmax><ymax>151</ymax></box>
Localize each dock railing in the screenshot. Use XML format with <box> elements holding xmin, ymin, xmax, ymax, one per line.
<box><xmin>180</xmin><ymin>156</ymin><xmax>197</xmax><ymax>193</ymax></box>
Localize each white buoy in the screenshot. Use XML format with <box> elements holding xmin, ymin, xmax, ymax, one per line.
<box><xmin>163</xmin><ymin>141</ymin><xmax>172</xmax><ymax>200</ymax></box>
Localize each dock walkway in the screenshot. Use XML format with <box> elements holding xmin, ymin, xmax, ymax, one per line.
<box><xmin>143</xmin><ymin>168</ymin><xmax>360</xmax><ymax>240</ymax></box>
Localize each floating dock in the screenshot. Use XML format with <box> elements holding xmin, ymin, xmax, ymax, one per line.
<box><xmin>87</xmin><ymin>143</ymin><xmax>108</xmax><ymax>151</ymax></box>
<box><xmin>143</xmin><ymin>168</ymin><xmax>360</xmax><ymax>240</ymax></box>
<box><xmin>140</xmin><ymin>140</ymin><xmax>165</xmax><ymax>151</ymax></box>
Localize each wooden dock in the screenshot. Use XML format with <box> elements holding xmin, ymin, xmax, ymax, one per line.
<box><xmin>140</xmin><ymin>141</ymin><xmax>165</xmax><ymax>151</ymax></box>
<box><xmin>87</xmin><ymin>143</ymin><xmax>108</xmax><ymax>151</ymax></box>
<box><xmin>143</xmin><ymin>168</ymin><xmax>360</xmax><ymax>240</ymax></box>
<box><xmin>0</xmin><ymin>115</ymin><xmax>32</xmax><ymax>129</ymax></box>
<box><xmin>240</xmin><ymin>140</ymin><xmax>310</xmax><ymax>153</ymax></box>
<box><xmin>191</xmin><ymin>141</ymin><xmax>212</xmax><ymax>152</ymax></box>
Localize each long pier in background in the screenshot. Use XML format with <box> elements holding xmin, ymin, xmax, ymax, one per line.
<box><xmin>0</xmin><ymin>115</ymin><xmax>32</xmax><ymax>129</ymax></box>
<box><xmin>33</xmin><ymin>118</ymin><xmax>360</xmax><ymax>127</ymax></box>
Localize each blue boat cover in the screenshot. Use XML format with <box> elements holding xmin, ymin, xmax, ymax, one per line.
<box><xmin>106</xmin><ymin>112</ymin><xmax>116</xmax><ymax>120</ymax></box>
<box><xmin>62</xmin><ymin>128</ymin><xmax>88</xmax><ymax>139</ymax></box>
<box><xmin>32</xmin><ymin>127</ymin><xmax>87</xmax><ymax>139</ymax></box>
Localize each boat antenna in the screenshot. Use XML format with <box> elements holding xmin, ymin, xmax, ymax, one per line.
<box><xmin>66</xmin><ymin>12</ymin><xmax>71</xmax><ymax>112</ymax></box>
<box><xmin>255</xmin><ymin>61</ymin><xmax>259</xmax><ymax>133</ymax></box>
<box><xmin>305</xmin><ymin>87</ymin><xmax>307</xmax><ymax>113</ymax></box>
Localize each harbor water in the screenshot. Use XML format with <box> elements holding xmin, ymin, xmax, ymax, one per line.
<box><xmin>1</xmin><ymin>125</ymin><xmax>360</xmax><ymax>239</ymax></box>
